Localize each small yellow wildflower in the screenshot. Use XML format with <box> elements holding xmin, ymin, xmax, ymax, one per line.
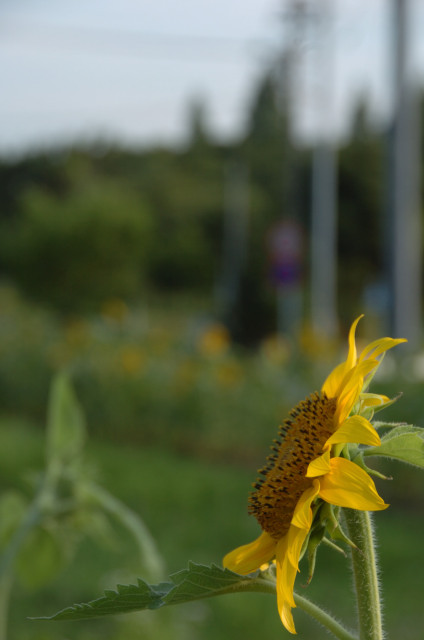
<box><xmin>101</xmin><ymin>297</ymin><xmax>129</xmax><ymax>323</ymax></box>
<box><xmin>120</xmin><ymin>346</ymin><xmax>146</xmax><ymax>375</ymax></box>
<box><xmin>197</xmin><ymin>323</ymin><xmax>230</xmax><ymax>356</ymax></box>
<box><xmin>223</xmin><ymin>316</ymin><xmax>406</xmax><ymax>634</ymax></box>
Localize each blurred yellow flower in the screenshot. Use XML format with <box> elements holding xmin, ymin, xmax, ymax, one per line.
<box><xmin>261</xmin><ymin>334</ymin><xmax>291</xmax><ymax>366</ymax></box>
<box><xmin>120</xmin><ymin>346</ymin><xmax>146</xmax><ymax>375</ymax></box>
<box><xmin>197</xmin><ymin>323</ymin><xmax>230</xmax><ymax>356</ymax></box>
<box><xmin>101</xmin><ymin>297</ymin><xmax>129</xmax><ymax>323</ymax></box>
<box><xmin>172</xmin><ymin>359</ymin><xmax>199</xmax><ymax>394</ymax></box>
<box><xmin>223</xmin><ymin>316</ymin><xmax>406</xmax><ymax>634</ymax></box>
<box><xmin>299</xmin><ymin>323</ymin><xmax>337</xmax><ymax>360</ymax></box>
<box><xmin>64</xmin><ymin>318</ymin><xmax>89</xmax><ymax>347</ymax></box>
<box><xmin>215</xmin><ymin>361</ymin><xmax>242</xmax><ymax>388</ymax></box>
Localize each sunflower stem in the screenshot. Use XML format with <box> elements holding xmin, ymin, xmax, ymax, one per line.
<box><xmin>343</xmin><ymin>509</ymin><xmax>383</xmax><ymax>640</ymax></box>
<box><xmin>294</xmin><ymin>592</ymin><xmax>358</xmax><ymax>640</ymax></box>
<box><xmin>257</xmin><ymin>574</ymin><xmax>357</xmax><ymax>639</ymax></box>
<box><xmin>258</xmin><ymin>576</ymin><xmax>358</xmax><ymax>640</ymax></box>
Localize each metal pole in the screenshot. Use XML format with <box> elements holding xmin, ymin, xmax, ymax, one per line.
<box><xmin>276</xmin><ymin>0</ymin><xmax>309</xmax><ymax>337</ymax></box>
<box><xmin>309</xmin><ymin>0</ymin><xmax>338</xmax><ymax>337</ymax></box>
<box><xmin>310</xmin><ymin>143</ymin><xmax>337</xmax><ymax>336</ymax></box>
<box><xmin>216</xmin><ymin>161</ymin><xmax>249</xmax><ymax>327</ymax></box>
<box><xmin>388</xmin><ymin>0</ymin><xmax>422</xmax><ymax>345</ymax></box>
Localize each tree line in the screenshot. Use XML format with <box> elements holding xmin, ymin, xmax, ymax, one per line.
<box><xmin>0</xmin><ymin>72</ymin><xmax>416</xmax><ymax>344</ymax></box>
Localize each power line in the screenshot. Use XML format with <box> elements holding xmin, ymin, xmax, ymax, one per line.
<box><xmin>1</xmin><ymin>19</ymin><xmax>276</xmax><ymax>62</ymax></box>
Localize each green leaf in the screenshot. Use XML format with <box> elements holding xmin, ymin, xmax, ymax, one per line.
<box><xmin>46</xmin><ymin>373</ymin><xmax>86</xmax><ymax>466</ymax></box>
<box><xmin>364</xmin><ymin>425</ymin><xmax>424</xmax><ymax>468</ymax></box>
<box><xmin>0</xmin><ymin>491</ymin><xmax>28</xmax><ymax>548</ymax></box>
<box><xmin>34</xmin><ymin>562</ymin><xmax>275</xmax><ymax>621</ymax></box>
<box><xmin>164</xmin><ymin>562</ymin><xmax>269</xmax><ymax>605</ymax></box>
<box><xmin>16</xmin><ymin>526</ymin><xmax>65</xmax><ymax>589</ymax></box>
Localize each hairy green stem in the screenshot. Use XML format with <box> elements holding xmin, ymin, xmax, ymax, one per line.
<box><xmin>343</xmin><ymin>509</ymin><xmax>383</xmax><ymax>640</ymax></box>
<box><xmin>294</xmin><ymin>592</ymin><xmax>358</xmax><ymax>640</ymax></box>
<box><xmin>82</xmin><ymin>483</ymin><xmax>165</xmax><ymax>581</ymax></box>
<box><xmin>255</xmin><ymin>578</ymin><xmax>357</xmax><ymax>640</ymax></box>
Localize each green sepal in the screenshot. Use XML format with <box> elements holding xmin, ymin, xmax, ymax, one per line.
<box><xmin>352</xmin><ymin>452</ymin><xmax>392</xmax><ymax>480</ymax></box>
<box><xmin>320</xmin><ymin>503</ymin><xmax>357</xmax><ymax>550</ymax></box>
<box><xmin>354</xmin><ymin>390</ymin><xmax>401</xmax><ymax>423</ymax></box>
<box><xmin>321</xmin><ymin>537</ymin><xmax>347</xmax><ymax>557</ymax></box>
<box><xmin>298</xmin><ymin>501</ymin><xmax>322</xmax><ymax>564</ymax></box>
<box><xmin>361</xmin><ymin>393</ymin><xmax>402</xmax><ymax>421</ymax></box>
<box><xmin>319</xmin><ymin>502</ymin><xmax>339</xmax><ymax>533</ymax></box>
<box><xmin>306</xmin><ymin>525</ymin><xmax>326</xmax><ymax>585</ymax></box>
<box><xmin>371</xmin><ymin>393</ymin><xmax>402</xmax><ymax>414</ymax></box>
<box><xmin>364</xmin><ymin>424</ymin><xmax>424</xmax><ymax>469</ymax></box>
<box><xmin>330</xmin><ymin>522</ymin><xmax>357</xmax><ymax>550</ymax></box>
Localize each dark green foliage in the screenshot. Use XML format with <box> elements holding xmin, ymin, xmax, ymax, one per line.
<box><xmin>1</xmin><ymin>175</ymin><xmax>152</xmax><ymax>312</ymax></box>
<box><xmin>0</xmin><ymin>78</ymin><xmax>394</xmax><ymax>338</ymax></box>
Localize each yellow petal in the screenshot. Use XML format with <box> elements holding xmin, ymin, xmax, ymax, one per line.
<box><xmin>325</xmin><ymin>415</ymin><xmax>381</xmax><ymax>448</ymax></box>
<box><xmin>291</xmin><ymin>479</ymin><xmax>320</xmax><ymax>530</ymax></box>
<box><xmin>360</xmin><ymin>392</ymin><xmax>391</xmax><ymax>408</ymax></box>
<box><xmin>358</xmin><ymin>337</ymin><xmax>407</xmax><ymax>362</ymax></box>
<box><xmin>306</xmin><ymin>451</ymin><xmax>331</xmax><ymax>477</ymax></box>
<box><xmin>322</xmin><ymin>361</ymin><xmax>350</xmax><ymax>399</ymax></box>
<box><xmin>318</xmin><ymin>457</ymin><xmax>388</xmax><ymax>511</ymax></box>
<box><xmin>346</xmin><ymin>315</ymin><xmax>363</xmax><ymax>368</ymax></box>
<box><xmin>334</xmin><ymin>359</ymin><xmax>378</xmax><ymax>424</ymax></box>
<box><xmin>223</xmin><ymin>531</ymin><xmax>276</xmax><ymax>575</ymax></box>
<box><xmin>286</xmin><ymin>524</ymin><xmax>310</xmax><ymax>569</ymax></box>
<box><xmin>276</xmin><ymin>535</ymin><xmax>296</xmax><ymax>608</ymax></box>
<box><xmin>275</xmin><ymin>524</ymin><xmax>310</xmax><ymax>634</ymax></box>
<box><xmin>322</xmin><ymin>316</ymin><xmax>363</xmax><ymax>398</ymax></box>
<box><xmin>279</xmin><ymin>600</ymin><xmax>296</xmax><ymax>635</ymax></box>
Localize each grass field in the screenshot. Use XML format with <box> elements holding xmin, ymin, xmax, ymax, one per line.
<box><xmin>1</xmin><ymin>416</ymin><xmax>423</xmax><ymax>640</ymax></box>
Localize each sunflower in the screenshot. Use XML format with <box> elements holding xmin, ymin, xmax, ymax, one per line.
<box><xmin>223</xmin><ymin>316</ymin><xmax>406</xmax><ymax>634</ymax></box>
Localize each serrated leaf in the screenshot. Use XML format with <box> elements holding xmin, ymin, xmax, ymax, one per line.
<box><xmin>164</xmin><ymin>562</ymin><xmax>266</xmax><ymax>605</ymax></box>
<box><xmin>364</xmin><ymin>425</ymin><xmax>424</xmax><ymax>468</ymax></box>
<box><xmin>34</xmin><ymin>562</ymin><xmax>275</xmax><ymax>621</ymax></box>
<box><xmin>37</xmin><ymin>579</ymin><xmax>169</xmax><ymax>620</ymax></box>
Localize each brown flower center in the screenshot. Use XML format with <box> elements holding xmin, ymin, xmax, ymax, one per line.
<box><xmin>248</xmin><ymin>392</ymin><xmax>337</xmax><ymax>539</ymax></box>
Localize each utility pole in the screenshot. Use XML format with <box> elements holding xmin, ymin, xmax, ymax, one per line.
<box><xmin>216</xmin><ymin>161</ymin><xmax>249</xmax><ymax>332</ymax></box>
<box><xmin>310</xmin><ymin>144</ymin><xmax>337</xmax><ymax>337</ymax></box>
<box><xmin>388</xmin><ymin>0</ymin><xmax>422</xmax><ymax>345</ymax></box>
<box><xmin>309</xmin><ymin>0</ymin><xmax>338</xmax><ymax>338</ymax></box>
<box><xmin>275</xmin><ymin>0</ymin><xmax>310</xmax><ymax>337</ymax></box>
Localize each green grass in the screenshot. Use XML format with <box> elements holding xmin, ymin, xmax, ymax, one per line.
<box><xmin>1</xmin><ymin>417</ymin><xmax>423</xmax><ymax>640</ymax></box>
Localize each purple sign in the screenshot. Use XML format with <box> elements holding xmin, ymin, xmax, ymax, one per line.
<box><xmin>267</xmin><ymin>220</ymin><xmax>304</xmax><ymax>288</ymax></box>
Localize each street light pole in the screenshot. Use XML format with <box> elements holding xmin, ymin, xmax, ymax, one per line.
<box><xmin>388</xmin><ymin>0</ymin><xmax>422</xmax><ymax>345</ymax></box>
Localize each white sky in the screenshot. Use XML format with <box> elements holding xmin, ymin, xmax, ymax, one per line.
<box><xmin>1</xmin><ymin>0</ymin><xmax>423</xmax><ymax>155</ymax></box>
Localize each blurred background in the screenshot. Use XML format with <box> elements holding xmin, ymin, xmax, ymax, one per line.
<box><xmin>0</xmin><ymin>0</ymin><xmax>423</xmax><ymax>638</ymax></box>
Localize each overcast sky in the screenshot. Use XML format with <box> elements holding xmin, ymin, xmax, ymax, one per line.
<box><xmin>1</xmin><ymin>0</ymin><xmax>423</xmax><ymax>155</ymax></box>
